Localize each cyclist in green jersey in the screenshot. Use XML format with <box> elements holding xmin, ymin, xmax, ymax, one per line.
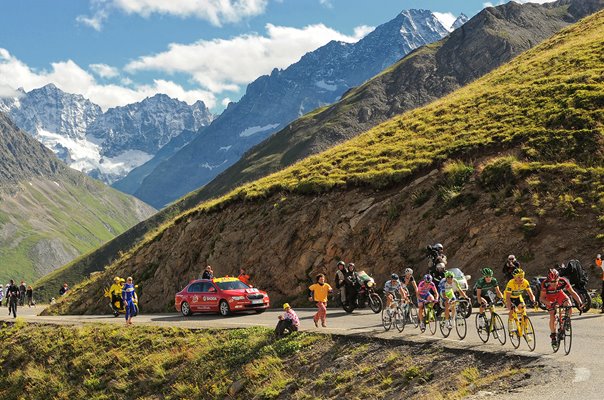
<box><xmin>475</xmin><ymin>268</ymin><xmax>504</xmax><ymax>314</ymax></box>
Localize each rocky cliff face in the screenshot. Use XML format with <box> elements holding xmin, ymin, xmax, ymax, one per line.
<box><xmin>189</xmin><ymin>0</ymin><xmax>604</xmax><ymax>206</ymax></box>
<box><xmin>128</xmin><ymin>9</ymin><xmax>451</xmax><ymax>208</ymax></box>
<box><xmin>58</xmin><ymin>164</ymin><xmax>601</xmax><ymax>314</ymax></box>
<box><xmin>0</xmin><ymin>86</ymin><xmax>213</xmax><ymax>184</ymax></box>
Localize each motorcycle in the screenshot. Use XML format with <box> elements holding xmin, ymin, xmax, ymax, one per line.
<box><xmin>342</xmin><ymin>271</ymin><xmax>383</xmax><ymax>314</ymax></box>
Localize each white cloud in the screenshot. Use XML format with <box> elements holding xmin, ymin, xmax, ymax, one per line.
<box><xmin>90</xmin><ymin>63</ymin><xmax>120</xmax><ymax>78</ymax></box>
<box><xmin>78</xmin><ymin>0</ymin><xmax>269</xmax><ymax>30</ymax></box>
<box><xmin>0</xmin><ymin>48</ymin><xmax>216</xmax><ymax>111</ymax></box>
<box><xmin>221</xmin><ymin>97</ymin><xmax>232</xmax><ymax>107</ymax></box>
<box><xmin>125</xmin><ymin>23</ymin><xmax>370</xmax><ymax>94</ymax></box>
<box><xmin>319</xmin><ymin>0</ymin><xmax>334</xmax><ymax>9</ymax></box>
<box><xmin>433</xmin><ymin>12</ymin><xmax>457</xmax><ymax>31</ymax></box>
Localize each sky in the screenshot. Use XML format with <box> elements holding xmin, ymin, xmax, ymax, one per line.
<box><xmin>0</xmin><ymin>0</ymin><xmax>556</xmax><ymax>113</ymax></box>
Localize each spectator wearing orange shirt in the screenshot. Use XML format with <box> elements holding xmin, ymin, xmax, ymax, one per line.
<box><xmin>596</xmin><ymin>254</ymin><xmax>603</xmax><ymax>313</ymax></box>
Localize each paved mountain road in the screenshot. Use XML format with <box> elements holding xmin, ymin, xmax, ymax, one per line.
<box><xmin>3</xmin><ymin>306</ymin><xmax>603</xmax><ymax>399</ymax></box>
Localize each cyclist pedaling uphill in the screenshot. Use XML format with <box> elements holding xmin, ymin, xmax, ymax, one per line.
<box><xmin>417</xmin><ymin>274</ymin><xmax>439</xmax><ymax>332</ymax></box>
<box><xmin>475</xmin><ymin>268</ymin><xmax>504</xmax><ymax>313</ymax></box>
<box><xmin>438</xmin><ymin>271</ymin><xmax>469</xmax><ymax>328</ymax></box>
<box><xmin>505</xmin><ymin>268</ymin><xmax>536</xmax><ymax>320</ymax></box>
<box><xmin>384</xmin><ymin>274</ymin><xmax>408</xmax><ymax>311</ymax></box>
<box><xmin>540</xmin><ymin>268</ymin><xmax>582</xmax><ymax>345</ymax></box>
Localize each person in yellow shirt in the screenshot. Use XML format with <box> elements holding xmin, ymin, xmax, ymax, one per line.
<box><xmin>109</xmin><ymin>277</ymin><xmax>124</xmax><ymax>312</ymax></box>
<box><xmin>504</xmin><ymin>268</ymin><xmax>536</xmax><ymax>321</ymax></box>
<box><xmin>308</xmin><ymin>274</ymin><xmax>333</xmax><ymax>328</ymax></box>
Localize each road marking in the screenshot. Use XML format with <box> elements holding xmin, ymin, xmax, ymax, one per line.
<box><xmin>573</xmin><ymin>368</ymin><xmax>591</xmax><ymax>383</ymax></box>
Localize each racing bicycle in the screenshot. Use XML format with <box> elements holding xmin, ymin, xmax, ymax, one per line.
<box><xmin>508</xmin><ymin>303</ymin><xmax>536</xmax><ymax>351</ymax></box>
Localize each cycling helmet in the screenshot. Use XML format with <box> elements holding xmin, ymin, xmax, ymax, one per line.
<box><xmin>548</xmin><ymin>268</ymin><xmax>559</xmax><ymax>280</ymax></box>
<box><xmin>391</xmin><ymin>273</ymin><xmax>399</xmax><ymax>281</ymax></box>
<box><xmin>444</xmin><ymin>271</ymin><xmax>454</xmax><ymax>278</ymax></box>
<box><xmin>433</xmin><ymin>243</ymin><xmax>444</xmax><ymax>251</ymax></box>
<box><xmin>481</xmin><ymin>268</ymin><xmax>493</xmax><ymax>277</ymax></box>
<box><xmin>404</xmin><ymin>268</ymin><xmax>413</xmax><ymax>275</ymax></box>
<box><xmin>423</xmin><ymin>274</ymin><xmax>433</xmax><ymax>283</ymax></box>
<box><xmin>337</xmin><ymin>261</ymin><xmax>345</xmax><ymax>267</ymax></box>
<box><xmin>512</xmin><ymin>268</ymin><xmax>525</xmax><ymax>278</ymax></box>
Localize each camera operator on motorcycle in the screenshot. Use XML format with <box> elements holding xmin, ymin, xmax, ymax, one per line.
<box><xmin>109</xmin><ymin>277</ymin><xmax>124</xmax><ymax>312</ymax></box>
<box><xmin>427</xmin><ymin>243</ymin><xmax>447</xmax><ymax>282</ymax></box>
<box><xmin>384</xmin><ymin>274</ymin><xmax>408</xmax><ymax>313</ymax></box>
<box><xmin>502</xmin><ymin>255</ymin><xmax>520</xmax><ymax>282</ymax></box>
<box><xmin>334</xmin><ymin>261</ymin><xmax>348</xmax><ymax>305</ymax></box>
<box><xmin>475</xmin><ymin>268</ymin><xmax>503</xmax><ymax>315</ymax></box>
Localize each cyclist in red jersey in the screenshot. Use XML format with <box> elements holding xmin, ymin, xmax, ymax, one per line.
<box><xmin>540</xmin><ymin>268</ymin><xmax>582</xmax><ymax>344</ymax></box>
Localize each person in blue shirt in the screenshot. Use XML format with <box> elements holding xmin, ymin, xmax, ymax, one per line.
<box><xmin>122</xmin><ymin>276</ymin><xmax>138</xmax><ymax>325</ymax></box>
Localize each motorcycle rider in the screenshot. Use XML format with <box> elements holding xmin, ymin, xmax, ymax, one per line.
<box><xmin>502</xmin><ymin>255</ymin><xmax>520</xmax><ymax>282</ymax></box>
<box><xmin>427</xmin><ymin>243</ymin><xmax>447</xmax><ymax>282</ymax></box>
<box><xmin>540</xmin><ymin>268</ymin><xmax>582</xmax><ymax>345</ymax></box>
<box><xmin>384</xmin><ymin>274</ymin><xmax>408</xmax><ymax>312</ymax></box>
<box><xmin>345</xmin><ymin>263</ymin><xmax>360</xmax><ymax>305</ymax></box>
<box><xmin>334</xmin><ymin>261</ymin><xmax>348</xmax><ymax>305</ymax></box>
<box><xmin>109</xmin><ymin>277</ymin><xmax>124</xmax><ymax>312</ymax></box>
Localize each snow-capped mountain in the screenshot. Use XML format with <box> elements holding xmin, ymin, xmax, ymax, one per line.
<box><xmin>0</xmin><ymin>85</ymin><xmax>213</xmax><ymax>184</ymax></box>
<box><xmin>125</xmin><ymin>9</ymin><xmax>453</xmax><ymax>208</ymax></box>
<box><xmin>451</xmin><ymin>13</ymin><xmax>469</xmax><ymax>31</ymax></box>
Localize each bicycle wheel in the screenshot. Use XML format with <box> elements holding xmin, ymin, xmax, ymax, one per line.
<box><xmin>369</xmin><ymin>293</ymin><xmax>383</xmax><ymax>314</ymax></box>
<box><xmin>394</xmin><ymin>308</ymin><xmax>405</xmax><ymax>332</ymax></box>
<box><xmin>455</xmin><ymin>313</ymin><xmax>467</xmax><ymax>340</ymax></box>
<box><xmin>381</xmin><ymin>308</ymin><xmax>392</xmax><ymax>331</ymax></box>
<box><xmin>408</xmin><ymin>303</ymin><xmax>419</xmax><ymax>328</ymax></box>
<box><xmin>508</xmin><ymin>318</ymin><xmax>520</xmax><ymax>349</ymax></box>
<box><xmin>475</xmin><ymin>313</ymin><xmax>489</xmax><ymax>343</ymax></box>
<box><xmin>492</xmin><ymin>313</ymin><xmax>506</xmax><ymax>345</ymax></box>
<box><xmin>552</xmin><ymin>316</ymin><xmax>561</xmax><ymax>353</ymax></box>
<box><xmin>428</xmin><ymin>310</ymin><xmax>437</xmax><ymax>335</ymax></box>
<box><xmin>563</xmin><ymin>318</ymin><xmax>572</xmax><ymax>355</ymax></box>
<box><xmin>523</xmin><ymin>316</ymin><xmax>536</xmax><ymax>352</ymax></box>
<box><xmin>439</xmin><ymin>316</ymin><xmax>451</xmax><ymax>338</ymax></box>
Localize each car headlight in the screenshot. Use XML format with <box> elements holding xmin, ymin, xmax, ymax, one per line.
<box><xmin>231</xmin><ymin>296</ymin><xmax>245</xmax><ymax>301</ymax></box>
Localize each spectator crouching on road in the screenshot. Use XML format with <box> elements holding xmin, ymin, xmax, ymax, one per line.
<box><xmin>275</xmin><ymin>303</ymin><xmax>300</xmax><ymax>338</ymax></box>
<box><xmin>308</xmin><ymin>274</ymin><xmax>332</xmax><ymax>328</ymax></box>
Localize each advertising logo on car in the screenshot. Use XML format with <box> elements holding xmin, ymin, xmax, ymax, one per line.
<box><xmin>203</xmin><ymin>296</ymin><xmax>218</xmax><ymax>301</ymax></box>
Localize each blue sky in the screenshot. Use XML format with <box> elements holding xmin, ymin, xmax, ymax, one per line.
<box><xmin>0</xmin><ymin>0</ymin><xmax>554</xmax><ymax>112</ymax></box>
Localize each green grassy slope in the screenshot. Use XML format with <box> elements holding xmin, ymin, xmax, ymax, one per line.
<box><xmin>0</xmin><ymin>323</ymin><xmax>537</xmax><ymax>399</ymax></box>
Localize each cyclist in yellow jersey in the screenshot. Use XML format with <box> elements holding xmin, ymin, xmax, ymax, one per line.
<box><xmin>504</xmin><ymin>268</ymin><xmax>536</xmax><ymax>320</ymax></box>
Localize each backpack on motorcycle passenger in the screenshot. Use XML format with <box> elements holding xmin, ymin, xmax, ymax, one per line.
<box><xmin>563</xmin><ymin>259</ymin><xmax>588</xmax><ymax>287</ymax></box>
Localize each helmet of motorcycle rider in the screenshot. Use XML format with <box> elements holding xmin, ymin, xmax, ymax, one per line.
<box><xmin>548</xmin><ymin>268</ymin><xmax>560</xmax><ymax>280</ymax></box>
<box><xmin>508</xmin><ymin>254</ymin><xmax>516</xmax><ymax>261</ymax></box>
<box><xmin>444</xmin><ymin>271</ymin><xmax>454</xmax><ymax>279</ymax></box>
<box><xmin>404</xmin><ymin>268</ymin><xmax>413</xmax><ymax>275</ymax></box>
<box><xmin>114</xmin><ymin>276</ymin><xmax>120</xmax><ymax>282</ymax></box>
<box><xmin>391</xmin><ymin>273</ymin><xmax>399</xmax><ymax>281</ymax></box>
<box><xmin>512</xmin><ymin>268</ymin><xmax>525</xmax><ymax>278</ymax></box>
<box><xmin>433</xmin><ymin>243</ymin><xmax>443</xmax><ymax>252</ymax></box>
<box><xmin>423</xmin><ymin>274</ymin><xmax>433</xmax><ymax>282</ymax></box>
<box><xmin>481</xmin><ymin>268</ymin><xmax>494</xmax><ymax>277</ymax></box>
<box><xmin>347</xmin><ymin>263</ymin><xmax>355</xmax><ymax>270</ymax></box>
<box><xmin>337</xmin><ymin>261</ymin><xmax>345</xmax><ymax>267</ymax></box>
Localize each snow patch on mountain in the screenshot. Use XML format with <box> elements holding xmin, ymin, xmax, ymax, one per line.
<box><xmin>219</xmin><ymin>145</ymin><xmax>232</xmax><ymax>151</ymax></box>
<box><xmin>315</xmin><ymin>80</ymin><xmax>338</xmax><ymax>91</ymax></box>
<box><xmin>239</xmin><ymin>124</ymin><xmax>280</xmax><ymax>137</ymax></box>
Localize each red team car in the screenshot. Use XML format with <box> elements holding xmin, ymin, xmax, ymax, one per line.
<box><xmin>175</xmin><ymin>277</ymin><xmax>270</xmax><ymax>316</ymax></box>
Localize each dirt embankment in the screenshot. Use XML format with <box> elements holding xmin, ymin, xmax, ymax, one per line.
<box><xmin>53</xmin><ymin>164</ymin><xmax>600</xmax><ymax>315</ymax></box>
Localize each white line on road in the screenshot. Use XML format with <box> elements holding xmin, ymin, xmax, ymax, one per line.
<box><xmin>573</xmin><ymin>367</ymin><xmax>591</xmax><ymax>383</ymax></box>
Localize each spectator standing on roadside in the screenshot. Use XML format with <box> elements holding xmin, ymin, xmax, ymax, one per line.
<box><xmin>201</xmin><ymin>265</ymin><xmax>214</xmax><ymax>280</ymax></box>
<box><xmin>275</xmin><ymin>303</ymin><xmax>300</xmax><ymax>338</ymax></box>
<box><xmin>59</xmin><ymin>282</ymin><xmax>69</xmax><ymax>296</ymax></box>
<box><xmin>596</xmin><ymin>254</ymin><xmax>604</xmax><ymax>313</ymax></box>
<box><xmin>238</xmin><ymin>268</ymin><xmax>251</xmax><ymax>286</ymax></box>
<box><xmin>122</xmin><ymin>276</ymin><xmax>137</xmax><ymax>325</ymax></box>
<box><xmin>334</xmin><ymin>261</ymin><xmax>347</xmax><ymax>305</ymax></box>
<box><xmin>18</xmin><ymin>281</ymin><xmax>26</xmax><ymax>306</ymax></box>
<box><xmin>26</xmin><ymin>285</ymin><xmax>34</xmax><ymax>307</ymax></box>
<box><xmin>7</xmin><ymin>280</ymin><xmax>19</xmax><ymax>318</ymax></box>
<box><xmin>308</xmin><ymin>273</ymin><xmax>333</xmax><ymax>328</ymax></box>
<box><xmin>502</xmin><ymin>255</ymin><xmax>520</xmax><ymax>282</ymax></box>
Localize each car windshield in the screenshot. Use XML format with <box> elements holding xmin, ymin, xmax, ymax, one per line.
<box><xmin>216</xmin><ymin>280</ymin><xmax>249</xmax><ymax>290</ymax></box>
<box><xmin>449</xmin><ymin>268</ymin><xmax>463</xmax><ymax>278</ymax></box>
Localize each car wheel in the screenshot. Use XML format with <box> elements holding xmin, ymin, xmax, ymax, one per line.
<box><xmin>181</xmin><ymin>301</ymin><xmax>191</xmax><ymax>317</ymax></box>
<box><xmin>219</xmin><ymin>300</ymin><xmax>231</xmax><ymax>317</ymax></box>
